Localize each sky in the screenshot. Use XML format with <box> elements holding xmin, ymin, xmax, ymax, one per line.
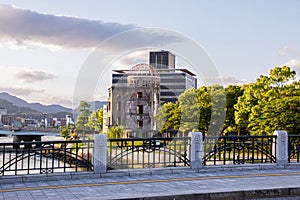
<box><xmin>0</xmin><ymin>0</ymin><xmax>300</xmax><ymax>108</ymax></box>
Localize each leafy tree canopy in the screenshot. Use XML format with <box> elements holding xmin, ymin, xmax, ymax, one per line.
<box><xmin>75</xmin><ymin>101</ymin><xmax>91</xmax><ymax>132</ymax></box>
<box><xmin>235</xmin><ymin>66</ymin><xmax>300</xmax><ymax>135</ymax></box>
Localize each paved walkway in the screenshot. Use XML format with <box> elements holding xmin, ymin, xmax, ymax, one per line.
<box><xmin>1</xmin><ymin>166</ymin><xmax>300</xmax><ymax>200</ymax></box>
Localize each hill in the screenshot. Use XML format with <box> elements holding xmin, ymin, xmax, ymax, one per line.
<box><xmin>0</xmin><ymin>92</ymin><xmax>71</xmax><ymax>113</ymax></box>
<box><xmin>0</xmin><ymin>92</ymin><xmax>108</xmax><ymax>119</ymax></box>
<box><xmin>0</xmin><ymin>98</ymin><xmax>43</xmax><ymax>119</ymax></box>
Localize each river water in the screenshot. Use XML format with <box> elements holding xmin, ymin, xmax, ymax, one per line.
<box><xmin>0</xmin><ymin>129</ymin><xmax>62</xmax><ymax>143</ymax></box>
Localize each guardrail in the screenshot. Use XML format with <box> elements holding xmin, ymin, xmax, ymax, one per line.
<box><xmin>202</xmin><ymin>135</ymin><xmax>277</xmax><ymax>166</ymax></box>
<box><xmin>289</xmin><ymin>135</ymin><xmax>300</xmax><ymax>163</ymax></box>
<box><xmin>107</xmin><ymin>137</ymin><xmax>190</xmax><ymax>170</ymax></box>
<box><xmin>0</xmin><ymin>131</ymin><xmax>299</xmax><ymax>176</ymax></box>
<box><xmin>0</xmin><ymin>140</ymin><xmax>93</xmax><ymax>176</ymax></box>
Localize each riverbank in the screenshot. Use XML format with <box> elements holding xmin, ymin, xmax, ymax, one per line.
<box><xmin>0</xmin><ymin>126</ymin><xmax>60</xmax><ymax>133</ymax></box>
<box><xmin>0</xmin><ymin>135</ymin><xmax>64</xmax><ymax>143</ymax></box>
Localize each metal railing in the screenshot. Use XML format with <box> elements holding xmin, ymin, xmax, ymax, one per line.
<box><xmin>1</xmin><ymin>133</ymin><xmax>299</xmax><ymax>176</ymax></box>
<box><xmin>203</xmin><ymin>135</ymin><xmax>277</xmax><ymax>165</ymax></box>
<box><xmin>0</xmin><ymin>140</ymin><xmax>94</xmax><ymax>176</ymax></box>
<box><xmin>289</xmin><ymin>135</ymin><xmax>300</xmax><ymax>163</ymax></box>
<box><xmin>107</xmin><ymin>137</ymin><xmax>190</xmax><ymax>170</ymax></box>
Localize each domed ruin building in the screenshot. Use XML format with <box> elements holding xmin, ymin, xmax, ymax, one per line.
<box><xmin>106</xmin><ymin>63</ymin><xmax>160</xmax><ymax>138</ymax></box>
<box><xmin>104</xmin><ymin>51</ymin><xmax>197</xmax><ymax>138</ymax></box>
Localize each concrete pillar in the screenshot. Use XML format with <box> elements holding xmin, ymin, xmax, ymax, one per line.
<box><xmin>189</xmin><ymin>132</ymin><xmax>203</xmax><ymax>169</ymax></box>
<box><xmin>273</xmin><ymin>130</ymin><xmax>288</xmax><ymax>165</ymax></box>
<box><xmin>93</xmin><ymin>134</ymin><xmax>107</xmax><ymax>174</ymax></box>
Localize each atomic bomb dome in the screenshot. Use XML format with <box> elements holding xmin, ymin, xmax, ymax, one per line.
<box><xmin>104</xmin><ymin>51</ymin><xmax>197</xmax><ymax>138</ymax></box>
<box><xmin>127</xmin><ymin>63</ymin><xmax>159</xmax><ymax>77</ymax></box>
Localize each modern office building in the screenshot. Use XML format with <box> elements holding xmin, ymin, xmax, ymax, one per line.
<box><xmin>105</xmin><ymin>51</ymin><xmax>197</xmax><ymax>136</ymax></box>
<box><xmin>149</xmin><ymin>51</ymin><xmax>175</xmax><ymax>70</ymax></box>
<box><xmin>150</xmin><ymin>51</ymin><xmax>197</xmax><ymax>103</ymax></box>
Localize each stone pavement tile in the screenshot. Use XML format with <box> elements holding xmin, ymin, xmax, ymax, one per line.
<box><xmin>24</xmin><ymin>182</ymin><xmax>38</xmax><ymax>188</ymax></box>
<box><xmin>35</xmin><ymin>181</ymin><xmax>50</xmax><ymax>187</ymax></box>
<box><xmin>57</xmin><ymin>179</ymin><xmax>74</xmax><ymax>185</ymax></box>
<box><xmin>43</xmin><ymin>188</ymin><xmax>60</xmax><ymax>194</ymax></box>
<box><xmin>2</xmin><ymin>192</ymin><xmax>18</xmax><ymax>200</ymax></box>
<box><xmin>78</xmin><ymin>188</ymin><xmax>98</xmax><ymax>198</ymax></box>
<box><xmin>2</xmin><ymin>197</ymin><xmax>19</xmax><ymax>200</ymax></box>
<box><xmin>45</xmin><ymin>180</ymin><xmax>62</xmax><ymax>186</ymax></box>
<box><xmin>12</xmin><ymin>183</ymin><xmax>26</xmax><ymax>188</ymax></box>
<box><xmin>32</xmin><ymin>195</ymin><xmax>47</xmax><ymax>200</ymax></box>
<box><xmin>16</xmin><ymin>191</ymin><xmax>32</xmax><ymax>199</ymax></box>
<box><xmin>2</xmin><ymin>192</ymin><xmax>17</xmax><ymax>197</ymax></box>
<box><xmin>71</xmin><ymin>191</ymin><xmax>89</xmax><ymax>199</ymax></box>
<box><xmin>1</xmin><ymin>167</ymin><xmax>300</xmax><ymax>199</ymax></box>
<box><xmin>1</xmin><ymin>184</ymin><xmax>14</xmax><ymax>189</ymax></box>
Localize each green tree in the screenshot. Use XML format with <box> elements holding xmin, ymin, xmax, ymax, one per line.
<box><xmin>106</xmin><ymin>126</ymin><xmax>125</xmax><ymax>139</ymax></box>
<box><xmin>86</xmin><ymin>108</ymin><xmax>103</xmax><ymax>132</ymax></box>
<box><xmin>59</xmin><ymin>126</ymin><xmax>77</xmax><ymax>140</ymax></box>
<box><xmin>75</xmin><ymin>101</ymin><xmax>91</xmax><ymax>133</ymax></box>
<box><xmin>178</xmin><ymin>88</ymin><xmax>200</xmax><ymax>134</ymax></box>
<box><xmin>155</xmin><ymin>102</ymin><xmax>180</xmax><ymax>133</ymax></box>
<box><xmin>235</xmin><ymin>66</ymin><xmax>300</xmax><ymax>135</ymax></box>
<box><xmin>155</xmin><ymin>85</ymin><xmax>226</xmax><ymax>136</ymax></box>
<box><xmin>223</xmin><ymin>85</ymin><xmax>244</xmax><ymax>135</ymax></box>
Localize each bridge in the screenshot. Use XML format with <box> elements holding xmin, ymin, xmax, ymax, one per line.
<box><xmin>0</xmin><ymin>130</ymin><xmax>60</xmax><ymax>146</ymax></box>
<box><xmin>0</xmin><ymin>131</ymin><xmax>299</xmax><ymax>199</ymax></box>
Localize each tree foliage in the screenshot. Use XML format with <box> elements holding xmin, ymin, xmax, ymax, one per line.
<box><xmin>156</xmin><ymin>85</ymin><xmax>227</xmax><ymax>136</ymax></box>
<box><xmin>86</xmin><ymin>108</ymin><xmax>103</xmax><ymax>132</ymax></box>
<box><xmin>223</xmin><ymin>85</ymin><xmax>243</xmax><ymax>135</ymax></box>
<box><xmin>156</xmin><ymin>66</ymin><xmax>300</xmax><ymax>136</ymax></box>
<box><xmin>235</xmin><ymin>66</ymin><xmax>300</xmax><ymax>135</ymax></box>
<box><xmin>75</xmin><ymin>101</ymin><xmax>91</xmax><ymax>132</ymax></box>
<box><xmin>106</xmin><ymin>126</ymin><xmax>125</xmax><ymax>139</ymax></box>
<box><xmin>155</xmin><ymin>102</ymin><xmax>180</xmax><ymax>133</ymax></box>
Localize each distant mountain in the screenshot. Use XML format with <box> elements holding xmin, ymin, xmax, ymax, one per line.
<box><xmin>29</xmin><ymin>102</ymin><xmax>71</xmax><ymax>113</ymax></box>
<box><xmin>0</xmin><ymin>92</ymin><xmax>71</xmax><ymax>113</ymax></box>
<box><xmin>89</xmin><ymin>101</ymin><xmax>108</xmax><ymax>111</ymax></box>
<box><xmin>0</xmin><ymin>92</ymin><xmax>28</xmax><ymax>107</ymax></box>
<box><xmin>0</xmin><ymin>92</ymin><xmax>108</xmax><ymax>115</ymax></box>
<box><xmin>0</xmin><ymin>98</ymin><xmax>42</xmax><ymax>119</ymax></box>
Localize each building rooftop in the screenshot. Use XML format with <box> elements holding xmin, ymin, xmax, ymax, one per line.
<box><xmin>113</xmin><ymin>68</ymin><xmax>196</xmax><ymax>76</ymax></box>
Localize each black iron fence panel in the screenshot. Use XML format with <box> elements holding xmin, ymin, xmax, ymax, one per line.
<box><xmin>107</xmin><ymin>137</ymin><xmax>190</xmax><ymax>170</ymax></box>
<box><xmin>0</xmin><ymin>140</ymin><xmax>94</xmax><ymax>176</ymax></box>
<box><xmin>202</xmin><ymin>135</ymin><xmax>277</xmax><ymax>166</ymax></box>
<box><xmin>288</xmin><ymin>135</ymin><xmax>300</xmax><ymax>163</ymax></box>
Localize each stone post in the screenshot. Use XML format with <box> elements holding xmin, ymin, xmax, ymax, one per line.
<box><xmin>93</xmin><ymin>134</ymin><xmax>107</xmax><ymax>174</ymax></box>
<box><xmin>189</xmin><ymin>132</ymin><xmax>203</xmax><ymax>169</ymax></box>
<box><xmin>273</xmin><ymin>130</ymin><xmax>288</xmax><ymax>166</ymax></box>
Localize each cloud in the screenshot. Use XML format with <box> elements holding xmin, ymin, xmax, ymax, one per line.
<box><xmin>0</xmin><ymin>86</ymin><xmax>45</xmax><ymax>96</ymax></box>
<box><xmin>283</xmin><ymin>59</ymin><xmax>300</xmax><ymax>70</ymax></box>
<box><xmin>15</xmin><ymin>69</ymin><xmax>56</xmax><ymax>83</ymax></box>
<box><xmin>278</xmin><ymin>46</ymin><xmax>289</xmax><ymax>56</ymax></box>
<box><xmin>208</xmin><ymin>76</ymin><xmax>248</xmax><ymax>86</ymax></box>
<box><xmin>112</xmin><ymin>50</ymin><xmax>149</xmax><ymax>69</ymax></box>
<box><xmin>0</xmin><ymin>4</ymin><xmax>138</xmax><ymax>48</ymax></box>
